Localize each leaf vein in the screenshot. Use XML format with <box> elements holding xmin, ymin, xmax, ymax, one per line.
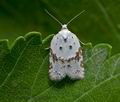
<box><xmin>29</xmin><ymin>54</ymin><xmax>49</xmax><ymax>98</ymax></box>
<box><xmin>0</xmin><ymin>37</ymin><xmax>35</xmax><ymax>88</ymax></box>
<box><xmin>30</xmin><ymin>48</ymin><xmax>107</xmax><ymax>100</ymax></box>
<box><xmin>73</xmin><ymin>73</ymin><xmax>120</xmax><ymax>102</ymax></box>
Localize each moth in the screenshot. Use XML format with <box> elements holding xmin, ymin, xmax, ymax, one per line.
<box><xmin>45</xmin><ymin>10</ymin><xmax>85</xmax><ymax>81</ymax></box>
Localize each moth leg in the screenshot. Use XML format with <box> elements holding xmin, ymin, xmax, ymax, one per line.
<box><xmin>45</xmin><ymin>47</ymin><xmax>50</xmax><ymax>51</ymax></box>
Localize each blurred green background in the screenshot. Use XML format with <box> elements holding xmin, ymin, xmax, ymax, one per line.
<box><xmin>0</xmin><ymin>0</ymin><xmax>120</xmax><ymax>54</ymax></box>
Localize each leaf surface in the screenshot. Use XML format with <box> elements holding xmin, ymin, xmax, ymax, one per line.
<box><xmin>0</xmin><ymin>32</ymin><xmax>120</xmax><ymax>102</ymax></box>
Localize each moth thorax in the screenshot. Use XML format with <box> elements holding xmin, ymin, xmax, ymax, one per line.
<box><xmin>59</xmin><ymin>28</ymin><xmax>71</xmax><ymax>40</ymax></box>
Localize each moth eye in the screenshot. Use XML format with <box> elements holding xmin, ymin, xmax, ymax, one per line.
<box><xmin>59</xmin><ymin>46</ymin><xmax>62</xmax><ymax>50</ymax></box>
<box><xmin>69</xmin><ymin>45</ymin><xmax>72</xmax><ymax>50</ymax></box>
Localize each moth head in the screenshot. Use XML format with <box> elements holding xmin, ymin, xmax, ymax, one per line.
<box><xmin>58</xmin><ymin>24</ymin><xmax>71</xmax><ymax>38</ymax></box>
<box><xmin>61</xmin><ymin>24</ymin><xmax>67</xmax><ymax>29</ymax></box>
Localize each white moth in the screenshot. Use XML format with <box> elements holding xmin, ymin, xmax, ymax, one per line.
<box><xmin>46</xmin><ymin>10</ymin><xmax>85</xmax><ymax>81</ymax></box>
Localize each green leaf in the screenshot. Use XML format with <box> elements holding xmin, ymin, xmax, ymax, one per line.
<box><xmin>0</xmin><ymin>32</ymin><xmax>120</xmax><ymax>102</ymax></box>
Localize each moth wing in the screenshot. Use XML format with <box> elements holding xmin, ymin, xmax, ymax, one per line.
<box><xmin>66</xmin><ymin>52</ymin><xmax>84</xmax><ymax>80</ymax></box>
<box><xmin>49</xmin><ymin>52</ymin><xmax>66</xmax><ymax>81</ymax></box>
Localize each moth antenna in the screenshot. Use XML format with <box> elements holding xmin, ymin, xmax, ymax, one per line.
<box><xmin>66</xmin><ymin>10</ymin><xmax>85</xmax><ymax>26</ymax></box>
<box><xmin>45</xmin><ymin>9</ymin><xmax>63</xmax><ymax>26</ymax></box>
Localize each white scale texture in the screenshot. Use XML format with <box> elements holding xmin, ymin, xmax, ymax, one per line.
<box><xmin>49</xmin><ymin>25</ymin><xmax>84</xmax><ymax>81</ymax></box>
